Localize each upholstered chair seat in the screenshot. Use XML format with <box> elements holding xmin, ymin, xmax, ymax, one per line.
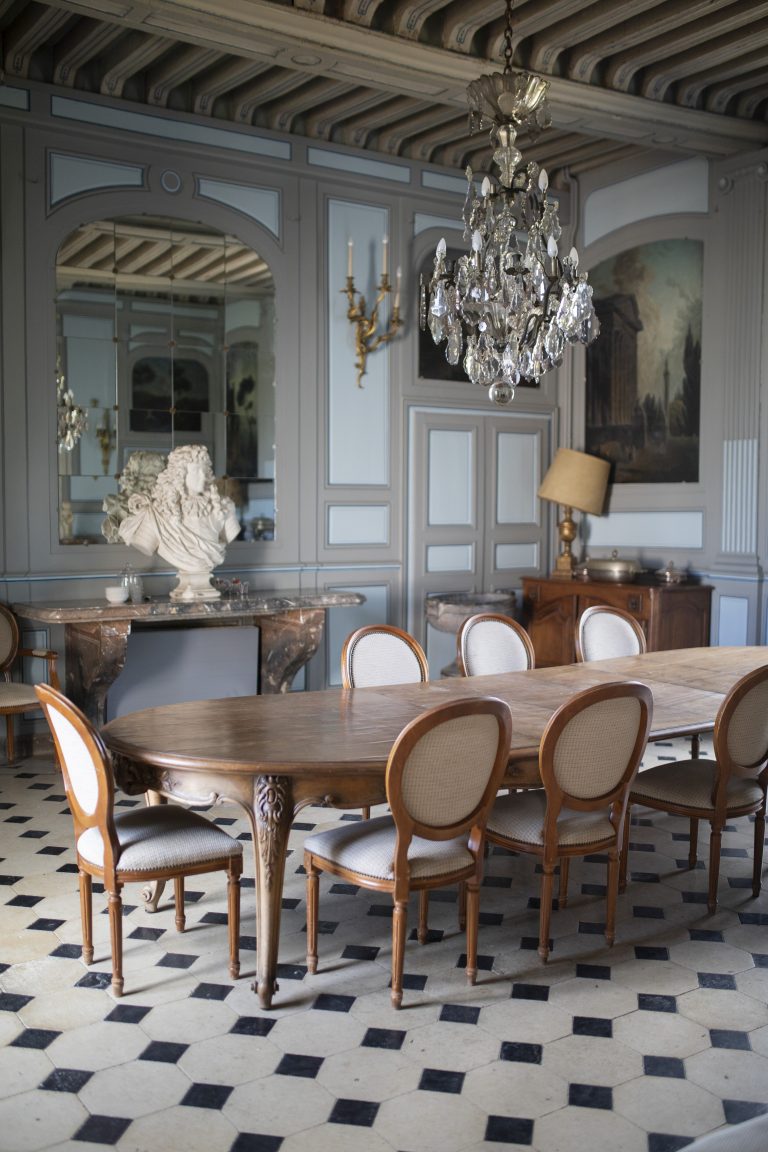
<box><xmin>77</xmin><ymin>804</ymin><xmax>243</xmax><ymax>872</ymax></box>
<box><xmin>488</xmin><ymin>791</ymin><xmax>617</xmax><ymax>849</ymax></box>
<box><xmin>304</xmin><ymin>816</ymin><xmax>474</xmax><ymax>881</ymax></box>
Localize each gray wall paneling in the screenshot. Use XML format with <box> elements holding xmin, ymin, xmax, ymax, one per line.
<box><xmin>1</xmin><ymin>84</ymin><xmax>768</xmax><ymax>708</ymax></box>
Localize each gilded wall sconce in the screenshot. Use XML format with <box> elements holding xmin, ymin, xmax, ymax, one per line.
<box><xmin>344</xmin><ymin>236</ymin><xmax>403</xmax><ymax>387</ymax></box>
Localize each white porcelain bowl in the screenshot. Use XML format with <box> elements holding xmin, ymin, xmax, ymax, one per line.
<box><xmin>105</xmin><ymin>585</ymin><xmax>129</xmax><ymax>604</ymax></box>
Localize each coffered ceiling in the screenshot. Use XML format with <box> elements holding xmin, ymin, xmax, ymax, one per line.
<box><xmin>3</xmin><ymin>0</ymin><xmax>768</xmax><ymax>184</ymax></box>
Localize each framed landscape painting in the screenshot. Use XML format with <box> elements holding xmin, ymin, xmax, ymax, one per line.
<box><xmin>585</xmin><ymin>239</ymin><xmax>702</xmax><ymax>483</ymax></box>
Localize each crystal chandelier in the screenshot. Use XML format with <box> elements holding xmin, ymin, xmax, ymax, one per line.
<box><xmin>56</xmin><ymin>357</ymin><xmax>87</xmax><ymax>452</ymax></box>
<box><xmin>421</xmin><ymin>0</ymin><xmax>599</xmax><ymax>406</ymax></box>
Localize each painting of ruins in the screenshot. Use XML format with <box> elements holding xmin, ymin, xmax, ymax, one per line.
<box><xmin>585</xmin><ymin>239</ymin><xmax>702</xmax><ymax>483</ymax></box>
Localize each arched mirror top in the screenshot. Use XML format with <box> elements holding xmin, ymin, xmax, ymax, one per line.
<box><xmin>55</xmin><ymin>214</ymin><xmax>276</xmax><ymax>546</ymax></box>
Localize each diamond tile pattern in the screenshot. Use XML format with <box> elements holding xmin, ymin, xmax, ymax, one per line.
<box><xmin>2</xmin><ymin>738</ymin><xmax>768</xmax><ymax>1150</ymax></box>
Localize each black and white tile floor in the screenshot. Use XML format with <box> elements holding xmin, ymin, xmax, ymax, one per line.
<box><xmin>2</xmin><ymin>736</ymin><xmax>768</xmax><ymax>1152</ymax></box>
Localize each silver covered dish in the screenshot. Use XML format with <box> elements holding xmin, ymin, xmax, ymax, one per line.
<box><xmin>585</xmin><ymin>550</ymin><xmax>643</xmax><ymax>583</ymax></box>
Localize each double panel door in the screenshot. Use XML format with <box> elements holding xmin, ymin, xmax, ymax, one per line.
<box><xmin>407</xmin><ymin>406</ymin><xmax>551</xmax><ymax>672</ymax></box>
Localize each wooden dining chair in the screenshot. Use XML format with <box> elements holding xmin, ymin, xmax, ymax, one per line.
<box><xmin>341</xmin><ymin>624</ymin><xmax>429</xmax><ymax>688</ymax></box>
<box><xmin>0</xmin><ymin>604</ymin><xmax>60</xmax><ymax>766</ymax></box>
<box><xmin>486</xmin><ymin>680</ymin><xmax>653</xmax><ymax>961</ymax></box>
<box><xmin>304</xmin><ymin>695</ymin><xmax>512</xmax><ymax>1008</ymax></box>
<box><xmin>575</xmin><ymin>604</ymin><xmax>647</xmax><ymax>663</ymax></box>
<box><xmin>35</xmin><ymin>683</ymin><xmax>243</xmax><ymax>997</ymax></box>
<box><xmin>457</xmin><ymin>612</ymin><xmax>535</xmax><ymax>676</ymax></box>
<box><xmin>342</xmin><ymin>624</ymin><xmax>429</xmax><ymax>822</ymax></box>
<box><xmin>620</xmin><ymin>663</ymin><xmax>768</xmax><ymax>913</ymax></box>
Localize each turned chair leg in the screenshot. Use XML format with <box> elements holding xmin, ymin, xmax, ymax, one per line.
<box><xmin>558</xmin><ymin>858</ymin><xmax>570</xmax><ymax>908</ymax></box>
<box><xmin>753</xmin><ymin>803</ymin><xmax>766</xmax><ymax>899</ymax></box>
<box><xmin>606</xmin><ymin>849</ymin><xmax>619</xmax><ymax>947</ymax></box>
<box><xmin>457</xmin><ymin>880</ymin><xmax>467</xmax><ymax>931</ymax></box>
<box><xmin>465</xmin><ymin>879</ymin><xmax>480</xmax><ymax>986</ymax></box>
<box><xmin>707</xmin><ymin>819</ymin><xmax>723</xmax><ymax>914</ymax></box>
<box><xmin>305</xmin><ymin>855</ymin><xmax>319</xmax><ymax>975</ymax></box>
<box><xmin>417</xmin><ymin>890</ymin><xmax>429</xmax><ymax>943</ymax></box>
<box><xmin>688</xmin><ymin>817</ymin><xmax>699</xmax><ymax>870</ymax></box>
<box><xmin>390</xmin><ymin>898</ymin><xmax>408</xmax><ymax>1009</ymax></box>
<box><xmin>79</xmin><ymin>870</ymin><xmax>94</xmax><ymax>965</ymax></box>
<box><xmin>4</xmin><ymin>715</ymin><xmax>15</xmax><ymax>766</ymax></box>
<box><xmin>227</xmin><ymin>862</ymin><xmax>241</xmax><ymax>979</ymax></box>
<box><xmin>538</xmin><ymin>861</ymin><xmax>555</xmax><ymax>962</ymax></box>
<box><xmin>619</xmin><ymin>804</ymin><xmax>632</xmax><ymax>893</ymax></box>
<box><xmin>174</xmin><ymin>876</ymin><xmax>186</xmax><ymax>932</ymax></box>
<box><xmin>108</xmin><ymin>886</ymin><xmax>124</xmax><ymax>997</ymax></box>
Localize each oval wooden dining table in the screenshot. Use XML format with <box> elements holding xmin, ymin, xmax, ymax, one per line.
<box><xmin>102</xmin><ymin>645</ymin><xmax>768</xmax><ymax>1008</ymax></box>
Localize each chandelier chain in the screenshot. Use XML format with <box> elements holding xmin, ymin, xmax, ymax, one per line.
<box><xmin>503</xmin><ymin>0</ymin><xmax>514</xmax><ymax>74</ymax></box>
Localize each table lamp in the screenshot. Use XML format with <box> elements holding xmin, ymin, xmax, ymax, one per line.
<box><xmin>537</xmin><ymin>448</ymin><xmax>610</xmax><ymax>578</ymax></box>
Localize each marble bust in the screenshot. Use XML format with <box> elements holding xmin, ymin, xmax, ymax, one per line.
<box><xmin>101</xmin><ymin>450</ymin><xmax>167</xmax><ymax>545</ymax></box>
<box><xmin>116</xmin><ymin>445</ymin><xmax>240</xmax><ymax>600</ymax></box>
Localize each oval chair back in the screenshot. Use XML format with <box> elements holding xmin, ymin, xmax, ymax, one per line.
<box><xmin>342</xmin><ymin>624</ymin><xmax>429</xmax><ymax>688</ymax></box>
<box><xmin>575</xmin><ymin>605</ymin><xmax>647</xmax><ymax>663</ymax></box>
<box><xmin>457</xmin><ymin>612</ymin><xmax>535</xmax><ymax>676</ymax></box>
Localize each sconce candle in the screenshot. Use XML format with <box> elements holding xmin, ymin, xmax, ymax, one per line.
<box><xmin>347</xmin><ymin>238</ymin><xmax>353</xmax><ymax>278</ymax></box>
<box><xmin>382</xmin><ymin>235</ymin><xmax>389</xmax><ymax>276</ymax></box>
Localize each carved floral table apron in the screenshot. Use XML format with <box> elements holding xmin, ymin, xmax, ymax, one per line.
<box><xmin>101</xmin><ymin>646</ymin><xmax>768</xmax><ymax>1009</ymax></box>
<box><xmin>13</xmin><ymin>590</ymin><xmax>365</xmax><ymax>724</ymax></box>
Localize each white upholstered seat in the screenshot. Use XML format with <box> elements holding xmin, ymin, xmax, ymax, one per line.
<box><xmin>36</xmin><ymin>683</ymin><xmax>243</xmax><ymax>997</ymax></box>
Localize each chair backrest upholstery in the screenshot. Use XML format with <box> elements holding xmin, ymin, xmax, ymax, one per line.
<box><xmin>457</xmin><ymin>613</ymin><xmax>535</xmax><ymax>676</ymax></box>
<box><xmin>0</xmin><ymin>604</ymin><xmax>19</xmax><ymax>673</ymax></box>
<box><xmin>342</xmin><ymin>625</ymin><xmax>429</xmax><ymax>688</ymax></box>
<box><xmin>35</xmin><ymin>684</ymin><xmax>115</xmax><ymax>853</ymax></box>
<box><xmin>386</xmin><ymin>696</ymin><xmax>512</xmax><ymax>838</ymax></box>
<box><xmin>541</xmin><ymin>681</ymin><xmax>653</xmax><ymax>808</ymax></box>
<box><xmin>575</xmin><ymin>605</ymin><xmax>647</xmax><ymax>663</ymax></box>
<box><xmin>714</xmin><ymin>664</ymin><xmax>768</xmax><ymax>780</ymax></box>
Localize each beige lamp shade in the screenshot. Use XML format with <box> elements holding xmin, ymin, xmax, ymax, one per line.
<box><xmin>537</xmin><ymin>448</ymin><xmax>610</xmax><ymax>516</ymax></box>
<box><xmin>538</xmin><ymin>449</ymin><xmax>610</xmax><ymax>577</ymax></box>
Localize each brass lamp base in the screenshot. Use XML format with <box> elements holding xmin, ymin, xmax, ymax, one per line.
<box><xmin>550</xmin><ymin>504</ymin><xmax>576</xmax><ymax>579</ymax></box>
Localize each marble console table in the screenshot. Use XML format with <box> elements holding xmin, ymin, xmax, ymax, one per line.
<box><xmin>13</xmin><ymin>591</ymin><xmax>364</xmax><ymax>725</ymax></box>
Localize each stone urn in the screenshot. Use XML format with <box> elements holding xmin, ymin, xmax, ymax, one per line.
<box><xmin>425</xmin><ymin>591</ymin><xmax>517</xmax><ymax>676</ymax></box>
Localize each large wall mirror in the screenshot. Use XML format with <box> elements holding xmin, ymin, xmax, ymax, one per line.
<box><xmin>55</xmin><ymin>214</ymin><xmax>276</xmax><ymax>545</ymax></box>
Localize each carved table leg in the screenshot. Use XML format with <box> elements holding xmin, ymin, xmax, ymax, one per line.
<box><xmin>248</xmin><ymin>774</ymin><xmax>294</xmax><ymax>1009</ymax></box>
<box><xmin>254</xmin><ymin>609</ymin><xmax>326</xmax><ymax>694</ymax></box>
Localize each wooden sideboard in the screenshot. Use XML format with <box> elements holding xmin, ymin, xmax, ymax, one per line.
<box><xmin>521</xmin><ymin>575</ymin><xmax>712</xmax><ymax>667</ymax></box>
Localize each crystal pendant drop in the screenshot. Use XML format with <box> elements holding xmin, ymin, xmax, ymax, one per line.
<box><xmin>489</xmin><ymin>379</ymin><xmax>515</xmax><ymax>405</ymax></box>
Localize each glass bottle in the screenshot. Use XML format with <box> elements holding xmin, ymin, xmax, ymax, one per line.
<box><xmin>121</xmin><ymin>564</ymin><xmax>144</xmax><ymax>604</ymax></box>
